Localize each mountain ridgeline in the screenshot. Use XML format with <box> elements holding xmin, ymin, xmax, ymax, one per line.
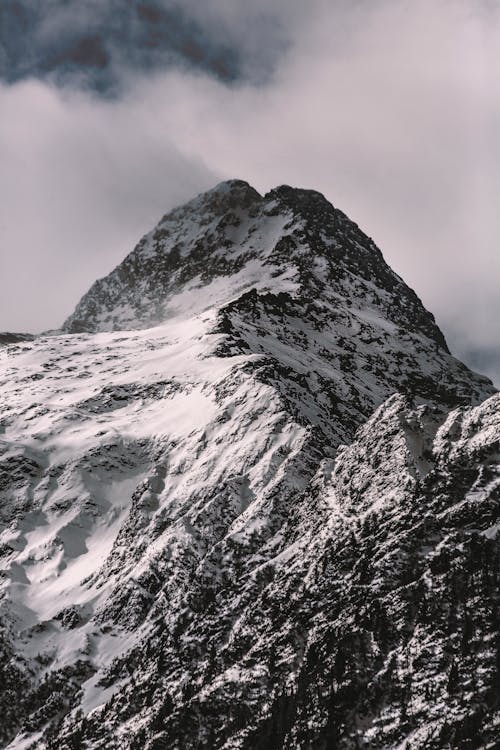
<box><xmin>0</xmin><ymin>181</ymin><xmax>498</xmax><ymax>749</ymax></box>
<box><xmin>64</xmin><ymin>180</ymin><xmax>446</xmax><ymax>348</ymax></box>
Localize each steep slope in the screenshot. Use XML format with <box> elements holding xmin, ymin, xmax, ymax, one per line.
<box><xmin>0</xmin><ymin>181</ymin><xmax>497</xmax><ymax>749</ymax></box>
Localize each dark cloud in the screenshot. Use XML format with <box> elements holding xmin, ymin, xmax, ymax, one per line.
<box><xmin>0</xmin><ymin>0</ymin><xmax>291</xmax><ymax>91</ymax></box>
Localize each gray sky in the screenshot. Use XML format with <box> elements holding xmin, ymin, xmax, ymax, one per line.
<box><xmin>1</xmin><ymin>0</ymin><xmax>499</xmax><ymax>383</ymax></box>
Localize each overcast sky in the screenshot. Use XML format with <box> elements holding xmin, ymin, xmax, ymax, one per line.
<box><xmin>1</xmin><ymin>0</ymin><xmax>499</xmax><ymax>382</ymax></box>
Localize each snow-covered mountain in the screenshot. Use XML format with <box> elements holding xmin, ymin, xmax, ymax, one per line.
<box><xmin>0</xmin><ymin>181</ymin><xmax>498</xmax><ymax>749</ymax></box>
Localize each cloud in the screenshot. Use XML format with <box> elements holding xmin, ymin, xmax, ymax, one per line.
<box><xmin>1</xmin><ymin>0</ymin><xmax>499</xmax><ymax>384</ymax></box>
<box><xmin>0</xmin><ymin>79</ymin><xmax>219</xmax><ymax>331</ymax></box>
<box><xmin>0</xmin><ymin>0</ymin><xmax>301</xmax><ymax>89</ymax></box>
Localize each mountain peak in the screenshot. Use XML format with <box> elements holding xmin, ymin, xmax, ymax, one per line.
<box><xmin>61</xmin><ymin>180</ymin><xmax>444</xmax><ymax>349</ymax></box>
<box><xmin>167</xmin><ymin>178</ymin><xmax>262</xmax><ymax>219</ymax></box>
<box><xmin>210</xmin><ymin>178</ymin><xmax>257</xmax><ymax>194</ymax></box>
<box><xmin>195</xmin><ymin>178</ymin><xmax>260</xmax><ymax>202</ymax></box>
<box><xmin>265</xmin><ymin>183</ymin><xmax>333</xmax><ymax>209</ymax></box>
<box><xmin>60</xmin><ymin>177</ymin><xmax>494</xmax><ymax>410</ymax></box>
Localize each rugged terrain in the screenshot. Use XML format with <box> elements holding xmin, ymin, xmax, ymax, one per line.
<box><xmin>0</xmin><ymin>181</ymin><xmax>498</xmax><ymax>749</ymax></box>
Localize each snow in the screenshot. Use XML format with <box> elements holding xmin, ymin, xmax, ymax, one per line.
<box><xmin>5</xmin><ymin>731</ymin><xmax>44</xmax><ymax>750</ymax></box>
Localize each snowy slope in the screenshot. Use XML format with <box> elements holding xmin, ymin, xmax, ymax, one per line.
<box><xmin>0</xmin><ymin>181</ymin><xmax>498</xmax><ymax>749</ymax></box>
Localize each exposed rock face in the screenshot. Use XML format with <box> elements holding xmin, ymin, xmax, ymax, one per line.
<box><xmin>0</xmin><ymin>181</ymin><xmax>498</xmax><ymax>749</ymax></box>
<box><xmin>0</xmin><ymin>333</ymin><xmax>35</xmax><ymax>346</ymax></box>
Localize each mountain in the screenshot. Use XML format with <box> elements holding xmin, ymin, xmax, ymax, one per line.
<box><xmin>0</xmin><ymin>181</ymin><xmax>498</xmax><ymax>749</ymax></box>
